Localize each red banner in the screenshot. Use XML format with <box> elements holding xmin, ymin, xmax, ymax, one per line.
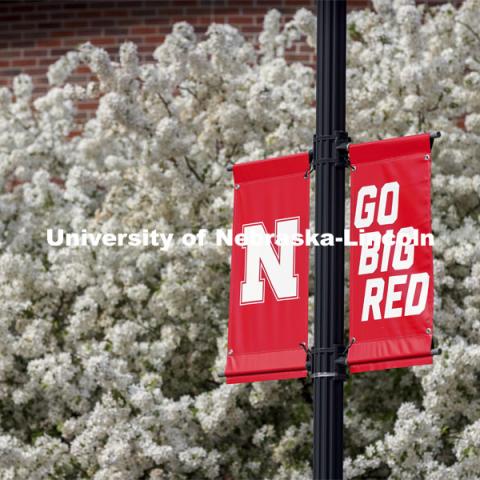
<box><xmin>348</xmin><ymin>134</ymin><xmax>434</xmax><ymax>373</ymax></box>
<box><xmin>225</xmin><ymin>153</ymin><xmax>310</xmax><ymax>384</ymax></box>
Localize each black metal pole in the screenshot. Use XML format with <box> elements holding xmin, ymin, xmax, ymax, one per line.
<box><xmin>312</xmin><ymin>1</ymin><xmax>348</xmax><ymax>479</ymax></box>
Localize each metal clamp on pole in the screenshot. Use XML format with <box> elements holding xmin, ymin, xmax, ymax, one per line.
<box><xmin>310</xmin><ymin>345</ymin><xmax>347</xmax><ymax>381</ymax></box>
<box><xmin>314</xmin><ymin>133</ymin><xmax>339</xmax><ymax>166</ymax></box>
<box><xmin>313</xmin><ymin>131</ymin><xmax>351</xmax><ymax>169</ymax></box>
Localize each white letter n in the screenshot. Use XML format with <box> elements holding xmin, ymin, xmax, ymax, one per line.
<box><xmin>240</xmin><ymin>218</ymin><xmax>299</xmax><ymax>304</ymax></box>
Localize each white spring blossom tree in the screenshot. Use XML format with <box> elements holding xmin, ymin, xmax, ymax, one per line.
<box><xmin>0</xmin><ymin>0</ymin><xmax>479</xmax><ymax>478</ymax></box>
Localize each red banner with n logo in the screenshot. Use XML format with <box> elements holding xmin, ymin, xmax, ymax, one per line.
<box><xmin>225</xmin><ymin>153</ymin><xmax>310</xmax><ymax>384</ymax></box>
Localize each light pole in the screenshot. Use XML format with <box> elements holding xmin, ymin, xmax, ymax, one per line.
<box><xmin>312</xmin><ymin>1</ymin><xmax>348</xmax><ymax>478</ymax></box>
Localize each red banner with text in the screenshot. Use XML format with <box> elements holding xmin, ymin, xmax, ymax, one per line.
<box><xmin>225</xmin><ymin>153</ymin><xmax>310</xmax><ymax>384</ymax></box>
<box><xmin>348</xmin><ymin>134</ymin><xmax>434</xmax><ymax>373</ymax></box>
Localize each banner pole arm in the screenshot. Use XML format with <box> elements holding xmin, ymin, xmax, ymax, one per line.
<box><xmin>429</xmin><ymin>131</ymin><xmax>441</xmax><ymax>149</ymax></box>
<box><xmin>312</xmin><ymin>1</ymin><xmax>348</xmax><ymax>479</ymax></box>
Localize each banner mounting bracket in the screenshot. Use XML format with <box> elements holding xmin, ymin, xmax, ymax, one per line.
<box><xmin>307</xmin><ymin>344</ymin><xmax>347</xmax><ymax>380</ymax></box>
<box><xmin>312</xmin><ymin>131</ymin><xmax>351</xmax><ymax>171</ymax></box>
<box><xmin>429</xmin><ymin>131</ymin><xmax>441</xmax><ymax>148</ymax></box>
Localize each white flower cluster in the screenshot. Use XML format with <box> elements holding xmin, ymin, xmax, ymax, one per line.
<box><xmin>0</xmin><ymin>0</ymin><xmax>478</xmax><ymax>478</ymax></box>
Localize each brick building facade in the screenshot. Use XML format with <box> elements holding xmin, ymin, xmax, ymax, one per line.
<box><xmin>0</xmin><ymin>1</ymin><xmax>461</xmax><ymax>102</ymax></box>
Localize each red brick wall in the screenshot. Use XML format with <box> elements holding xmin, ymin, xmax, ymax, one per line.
<box><xmin>0</xmin><ymin>1</ymin><xmax>462</xmax><ymax>103</ymax></box>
